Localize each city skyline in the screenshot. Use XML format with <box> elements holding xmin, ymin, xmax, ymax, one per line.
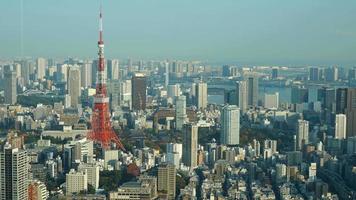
<box><xmin>1</xmin><ymin>0</ymin><xmax>356</xmax><ymax>65</ymax></box>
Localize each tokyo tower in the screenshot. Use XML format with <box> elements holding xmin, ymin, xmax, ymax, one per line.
<box><xmin>88</xmin><ymin>5</ymin><xmax>125</xmax><ymax>150</ymax></box>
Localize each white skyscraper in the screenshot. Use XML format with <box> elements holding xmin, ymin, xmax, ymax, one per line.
<box><xmin>167</xmin><ymin>84</ymin><xmax>181</xmax><ymax>99</ymax></box>
<box><xmin>220</xmin><ymin>105</ymin><xmax>240</xmax><ymax>145</ymax></box>
<box><xmin>264</xmin><ymin>92</ymin><xmax>279</xmax><ymax>109</ymax></box>
<box><xmin>195</xmin><ymin>81</ymin><xmax>208</xmax><ymax>110</ymax></box>
<box><xmin>296</xmin><ymin>119</ymin><xmax>309</xmax><ymax>150</ymax></box>
<box><xmin>36</xmin><ymin>57</ymin><xmax>46</xmax><ymax>80</ymax></box>
<box><xmin>335</xmin><ymin>114</ymin><xmax>346</xmax><ymax>139</ymax></box>
<box><xmin>81</xmin><ymin>61</ymin><xmax>92</xmax><ymax>88</ymax></box>
<box><xmin>183</xmin><ymin>124</ymin><xmax>198</xmax><ymax>169</ymax></box>
<box><xmin>108</xmin><ymin>59</ymin><xmax>120</xmax><ymax>80</ymax></box>
<box><xmin>165</xmin><ymin>62</ymin><xmax>169</xmax><ymax>87</ymax></box>
<box><xmin>68</xmin><ymin>66</ymin><xmax>81</xmax><ymax>107</ymax></box>
<box><xmin>166</xmin><ymin>143</ymin><xmax>183</xmax><ymax>168</ymax></box>
<box><xmin>0</xmin><ymin>145</ymin><xmax>29</xmax><ymax>200</ymax></box>
<box><xmin>176</xmin><ymin>95</ymin><xmax>187</xmax><ymax>130</ymax></box>
<box><xmin>236</xmin><ymin>81</ymin><xmax>248</xmax><ymax>113</ymax></box>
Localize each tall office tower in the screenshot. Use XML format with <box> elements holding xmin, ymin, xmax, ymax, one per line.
<box><xmin>108</xmin><ymin>59</ymin><xmax>120</xmax><ymax>80</ymax></box>
<box><xmin>56</xmin><ymin>64</ymin><xmax>69</xmax><ymax>82</ymax></box>
<box><xmin>81</xmin><ymin>61</ymin><xmax>92</xmax><ymax>88</ymax></box>
<box><xmin>236</xmin><ymin>81</ymin><xmax>248</xmax><ymax>113</ymax></box>
<box><xmin>0</xmin><ymin>145</ymin><xmax>28</xmax><ymax>200</ymax></box>
<box><xmin>325</xmin><ymin>66</ymin><xmax>338</xmax><ymax>81</ymax></box>
<box><xmin>36</xmin><ymin>57</ymin><xmax>46</xmax><ymax>80</ymax></box>
<box><xmin>13</xmin><ymin>63</ymin><xmax>21</xmax><ymax>78</ymax></box>
<box><xmin>220</xmin><ymin>105</ymin><xmax>240</xmax><ymax>145</ymax></box>
<box><xmin>272</xmin><ymin>67</ymin><xmax>279</xmax><ymax>79</ymax></box>
<box><xmin>68</xmin><ymin>67</ymin><xmax>81</xmax><ymax>107</ymax></box>
<box><xmin>131</xmin><ymin>73</ymin><xmax>147</xmax><ymax>110</ymax></box>
<box><xmin>20</xmin><ymin>60</ymin><xmax>30</xmax><ymax>85</ymax></box>
<box><xmin>182</xmin><ymin>124</ymin><xmax>198</xmax><ymax>169</ymax></box>
<box><xmin>4</xmin><ymin>70</ymin><xmax>17</xmax><ymax>104</ymax></box>
<box><xmin>317</xmin><ymin>87</ymin><xmax>336</xmax><ymax>111</ymax></box>
<box><xmin>175</xmin><ymin>95</ymin><xmax>187</xmax><ymax>130</ymax></box>
<box><xmin>65</xmin><ymin>169</ymin><xmax>88</xmax><ymax>195</ymax></box>
<box><xmin>335</xmin><ymin>114</ymin><xmax>346</xmax><ymax>139</ymax></box>
<box><xmin>264</xmin><ymin>92</ymin><xmax>279</xmax><ymax>109</ymax></box>
<box><xmin>165</xmin><ymin>62</ymin><xmax>169</xmax><ymax>87</ymax></box>
<box><xmin>291</xmin><ymin>86</ymin><xmax>309</xmax><ymax>104</ymax></box>
<box><xmin>349</xmin><ymin>68</ymin><xmax>356</xmax><ymax>82</ymax></box>
<box><xmin>346</xmin><ymin>88</ymin><xmax>356</xmax><ymax>137</ymax></box>
<box><xmin>91</xmin><ymin>60</ymin><xmax>98</xmax><ymax>85</ymax></box>
<box><xmin>246</xmin><ymin>75</ymin><xmax>259</xmax><ymax>107</ymax></box>
<box><xmin>309</xmin><ymin>67</ymin><xmax>320</xmax><ymax>81</ymax></box>
<box><xmin>157</xmin><ymin>163</ymin><xmax>176</xmax><ymax>200</ymax></box>
<box><xmin>167</xmin><ymin>84</ymin><xmax>180</xmax><ymax>99</ymax></box>
<box><xmin>120</xmin><ymin>79</ymin><xmax>132</xmax><ymax>108</ymax></box>
<box><xmin>87</xmin><ymin>8</ymin><xmax>124</xmax><ymax>150</ymax></box>
<box><xmin>336</xmin><ymin>88</ymin><xmax>347</xmax><ymax>114</ymax></box>
<box><xmin>166</xmin><ymin>143</ymin><xmax>183</xmax><ymax>168</ymax></box>
<box><xmin>222</xmin><ymin>65</ymin><xmax>231</xmax><ymax>77</ymax></box>
<box><xmin>195</xmin><ymin>81</ymin><xmax>208</xmax><ymax>110</ymax></box>
<box><xmin>296</xmin><ymin>120</ymin><xmax>309</xmax><ymax>150</ymax></box>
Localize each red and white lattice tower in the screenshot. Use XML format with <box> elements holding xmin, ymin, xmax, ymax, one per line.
<box><xmin>88</xmin><ymin>6</ymin><xmax>125</xmax><ymax>150</ymax></box>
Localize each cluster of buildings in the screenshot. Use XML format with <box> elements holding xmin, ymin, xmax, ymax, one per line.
<box><xmin>1</xmin><ymin>57</ymin><xmax>356</xmax><ymax>199</ymax></box>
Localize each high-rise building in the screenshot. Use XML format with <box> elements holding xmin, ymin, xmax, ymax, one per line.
<box><xmin>0</xmin><ymin>145</ymin><xmax>28</xmax><ymax>200</ymax></box>
<box><xmin>4</xmin><ymin>69</ymin><xmax>17</xmax><ymax>104</ymax></box>
<box><xmin>175</xmin><ymin>95</ymin><xmax>187</xmax><ymax>130</ymax></box>
<box><xmin>166</xmin><ymin>143</ymin><xmax>182</xmax><ymax>168</ymax></box>
<box><xmin>158</xmin><ymin>163</ymin><xmax>176</xmax><ymax>200</ymax></box>
<box><xmin>296</xmin><ymin>120</ymin><xmax>309</xmax><ymax>150</ymax></box>
<box><xmin>264</xmin><ymin>92</ymin><xmax>279</xmax><ymax>109</ymax></box>
<box><xmin>20</xmin><ymin>60</ymin><xmax>30</xmax><ymax>85</ymax></box>
<box><xmin>78</xmin><ymin>163</ymin><xmax>100</xmax><ymax>190</ymax></box>
<box><xmin>80</xmin><ymin>61</ymin><xmax>92</xmax><ymax>88</ymax></box>
<box><xmin>56</xmin><ymin>64</ymin><xmax>69</xmax><ymax>83</ymax></box>
<box><xmin>220</xmin><ymin>105</ymin><xmax>240</xmax><ymax>145</ymax></box>
<box><xmin>346</xmin><ymin>88</ymin><xmax>356</xmax><ymax>137</ymax></box>
<box><xmin>195</xmin><ymin>81</ymin><xmax>208</xmax><ymax>110</ymax></box>
<box><xmin>120</xmin><ymin>79</ymin><xmax>132</xmax><ymax>108</ymax></box>
<box><xmin>317</xmin><ymin>87</ymin><xmax>335</xmax><ymax>111</ymax></box>
<box><xmin>182</xmin><ymin>124</ymin><xmax>198</xmax><ymax>169</ymax></box>
<box><xmin>336</xmin><ymin>88</ymin><xmax>347</xmax><ymax>114</ymax></box>
<box><xmin>165</xmin><ymin>62</ymin><xmax>169</xmax><ymax>87</ymax></box>
<box><xmin>325</xmin><ymin>66</ymin><xmax>338</xmax><ymax>82</ymax></box>
<box><xmin>272</xmin><ymin>67</ymin><xmax>279</xmax><ymax>79</ymax></box>
<box><xmin>36</xmin><ymin>57</ymin><xmax>46</xmax><ymax>80</ymax></box>
<box><xmin>335</xmin><ymin>114</ymin><xmax>346</xmax><ymax>139</ymax></box>
<box><xmin>291</xmin><ymin>86</ymin><xmax>309</xmax><ymax>104</ymax></box>
<box><xmin>68</xmin><ymin>67</ymin><xmax>81</xmax><ymax>107</ymax></box>
<box><xmin>309</xmin><ymin>67</ymin><xmax>320</xmax><ymax>81</ymax></box>
<box><xmin>108</xmin><ymin>59</ymin><xmax>120</xmax><ymax>80</ymax></box>
<box><xmin>131</xmin><ymin>73</ymin><xmax>147</xmax><ymax>110</ymax></box>
<box><xmin>65</xmin><ymin>169</ymin><xmax>88</xmax><ymax>195</ymax></box>
<box><xmin>246</xmin><ymin>75</ymin><xmax>259</xmax><ymax>107</ymax></box>
<box><xmin>236</xmin><ymin>81</ymin><xmax>248</xmax><ymax>113</ymax></box>
<box><xmin>167</xmin><ymin>84</ymin><xmax>180</xmax><ymax>99</ymax></box>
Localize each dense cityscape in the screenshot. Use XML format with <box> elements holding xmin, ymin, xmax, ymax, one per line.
<box><xmin>1</xmin><ymin>1</ymin><xmax>356</xmax><ymax>200</ymax></box>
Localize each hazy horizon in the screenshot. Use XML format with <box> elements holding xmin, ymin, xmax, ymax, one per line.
<box><xmin>1</xmin><ymin>0</ymin><xmax>356</xmax><ymax>65</ymax></box>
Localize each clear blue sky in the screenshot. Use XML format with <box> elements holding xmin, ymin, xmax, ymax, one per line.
<box><xmin>1</xmin><ymin>0</ymin><xmax>356</xmax><ymax>65</ymax></box>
